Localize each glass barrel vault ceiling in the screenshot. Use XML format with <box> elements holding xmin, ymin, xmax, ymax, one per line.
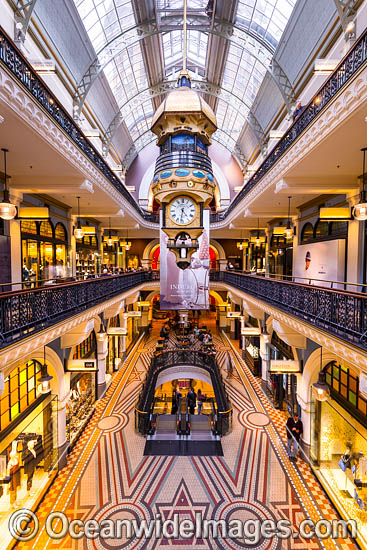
<box><xmin>73</xmin><ymin>0</ymin><xmax>296</xmax><ymax>156</ymax></box>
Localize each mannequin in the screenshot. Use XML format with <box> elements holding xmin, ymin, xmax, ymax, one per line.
<box><xmin>7</xmin><ymin>450</ymin><xmax>20</xmax><ymax>506</ymax></box>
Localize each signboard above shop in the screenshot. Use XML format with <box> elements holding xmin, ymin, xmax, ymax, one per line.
<box><xmin>270</xmin><ymin>360</ymin><xmax>301</xmax><ymax>374</ymax></box>
<box><xmin>107</xmin><ymin>327</ymin><xmax>128</xmax><ymax>336</ymax></box>
<box><xmin>241</xmin><ymin>327</ymin><xmax>261</xmax><ymax>336</ymax></box>
<box><xmin>65</xmin><ymin>359</ymin><xmax>97</xmax><ymax>372</ymax></box>
<box><xmin>227</xmin><ymin>312</ymin><xmax>241</xmax><ymax>318</ymax></box>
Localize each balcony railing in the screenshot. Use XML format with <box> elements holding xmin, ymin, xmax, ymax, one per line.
<box><xmin>0</xmin><ymin>26</ymin><xmax>152</xmax><ymax>222</ymax></box>
<box><xmin>154</xmin><ymin>151</ymin><xmax>213</xmax><ymax>176</ymax></box>
<box><xmin>211</xmin><ymin>271</ymin><xmax>367</xmax><ymax>350</ymax></box>
<box><xmin>1</xmin><ymin>26</ymin><xmax>366</xmax><ymax>225</ymax></box>
<box><xmin>0</xmin><ymin>271</ymin><xmax>158</xmax><ymax>349</ymax></box>
<box><xmin>135</xmin><ymin>349</ymin><xmax>232</xmax><ymax>435</ymax></box>
<box><xmin>217</xmin><ymin>27</ymin><xmax>367</xmax><ymax>221</ymax></box>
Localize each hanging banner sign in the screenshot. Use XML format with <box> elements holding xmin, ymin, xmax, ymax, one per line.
<box><xmin>107</xmin><ymin>327</ymin><xmax>128</xmax><ymax>336</ymax></box>
<box><xmin>65</xmin><ymin>359</ymin><xmax>97</xmax><ymax>372</ymax></box>
<box><xmin>227</xmin><ymin>312</ymin><xmax>241</xmax><ymax>318</ymax></box>
<box><xmin>241</xmin><ymin>327</ymin><xmax>261</xmax><ymax>335</ymax></box>
<box><xmin>126</xmin><ymin>311</ymin><xmax>141</xmax><ymax>318</ymax></box>
<box><xmin>270</xmin><ymin>360</ymin><xmax>301</xmax><ymax>374</ymax></box>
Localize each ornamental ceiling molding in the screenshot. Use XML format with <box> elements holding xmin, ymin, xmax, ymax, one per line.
<box><xmin>212</xmin><ymin>64</ymin><xmax>367</xmax><ymax>229</ymax></box>
<box><xmin>0</xmin><ymin>281</ymin><xmax>156</xmax><ymax>370</ymax></box>
<box><xmin>0</xmin><ymin>66</ymin><xmax>157</xmax><ymax>230</ymax></box>
<box><xmin>211</xmin><ymin>282</ymin><xmax>367</xmax><ymax>370</ymax></box>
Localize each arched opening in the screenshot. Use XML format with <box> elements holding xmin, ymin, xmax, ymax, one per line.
<box><xmin>152</xmin><ymin>246</ymin><xmax>160</xmax><ymax>270</ymax></box>
<box><xmin>301</xmin><ymin>222</ymin><xmax>314</xmax><ymax>243</ymax></box>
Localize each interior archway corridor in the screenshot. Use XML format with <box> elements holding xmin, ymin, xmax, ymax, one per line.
<box><xmin>14</xmin><ymin>319</ymin><xmax>356</xmax><ymax>550</ymax></box>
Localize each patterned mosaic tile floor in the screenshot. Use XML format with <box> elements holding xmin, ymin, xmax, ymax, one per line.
<box><xmin>14</xmin><ymin>321</ymin><xmax>358</xmax><ymax>550</ymax></box>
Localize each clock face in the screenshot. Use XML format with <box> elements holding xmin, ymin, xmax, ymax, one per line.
<box><xmin>169</xmin><ymin>197</ymin><xmax>196</xmax><ymax>225</ymax></box>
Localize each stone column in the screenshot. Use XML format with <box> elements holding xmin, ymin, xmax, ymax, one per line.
<box><xmin>219</xmin><ymin>259</ymin><xmax>227</xmax><ymax>272</ymax></box>
<box><xmin>297</xmin><ymin>392</ymin><xmax>312</xmax><ymax>459</ymax></box>
<box><xmin>70</xmin><ymin>215</ymin><xmax>77</xmax><ymax>278</ymax></box>
<box><xmin>57</xmin><ymin>398</ymin><xmax>69</xmax><ymax>469</ymax></box>
<box><xmin>9</xmin><ymin>191</ymin><xmax>23</xmax><ymax>290</ymax></box>
<box><xmin>121</xmin><ymin>313</ymin><xmax>128</xmax><ymax>360</ymax></box>
<box><xmin>230</xmin><ymin>318</ymin><xmax>236</xmax><ymax>340</ymax></box>
<box><xmin>218</xmin><ymin>305</ymin><xmax>228</xmax><ymax>331</ymax></box>
<box><xmin>96</xmin><ymin>334</ymin><xmax>108</xmax><ymax>398</ymax></box>
<box><xmin>259</xmin><ymin>335</ymin><xmax>270</xmax><ymax>392</ymax></box>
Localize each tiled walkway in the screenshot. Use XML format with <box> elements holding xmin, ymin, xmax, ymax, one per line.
<box><xmin>15</xmin><ymin>324</ymin><xmax>357</xmax><ymax>550</ymax></box>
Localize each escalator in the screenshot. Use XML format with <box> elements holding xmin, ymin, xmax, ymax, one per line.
<box><xmin>144</xmin><ymin>396</ymin><xmax>223</xmax><ymax>456</ymax></box>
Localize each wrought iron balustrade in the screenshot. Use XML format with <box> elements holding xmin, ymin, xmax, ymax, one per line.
<box><xmin>211</xmin><ymin>271</ymin><xmax>367</xmax><ymax>350</ymax></box>
<box><xmin>0</xmin><ymin>271</ymin><xmax>158</xmax><ymax>349</ymax></box>
<box><xmin>0</xmin><ymin>26</ymin><xmax>151</xmax><ymax>222</ymax></box>
<box><xmin>221</xmin><ymin>28</ymin><xmax>367</xmax><ymax>219</ymax></box>
<box><xmin>154</xmin><ymin>151</ymin><xmax>213</xmax><ymax>175</ymax></box>
<box><xmin>1</xmin><ymin>24</ymin><xmax>366</xmax><ymax>225</ymax></box>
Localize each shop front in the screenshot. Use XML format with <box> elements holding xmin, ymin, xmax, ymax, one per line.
<box><xmin>0</xmin><ymin>360</ymin><xmax>58</xmax><ymax>550</ymax></box>
<box><xmin>66</xmin><ymin>332</ymin><xmax>97</xmax><ymax>448</ymax></box>
<box><xmin>107</xmin><ymin>315</ymin><xmax>124</xmax><ymax>373</ymax></box>
<box><xmin>266</xmin><ymin>332</ymin><xmax>297</xmax><ymax>412</ymax></box>
<box><xmin>76</xmin><ymin>234</ymin><xmax>100</xmax><ymax>279</ymax></box>
<box><xmin>21</xmin><ymin>220</ymin><xmax>70</xmax><ymax>285</ymax></box>
<box><xmin>311</xmin><ymin>360</ymin><xmax>367</xmax><ymax>549</ymax></box>
<box><xmin>240</xmin><ymin>321</ymin><xmax>261</xmax><ymax>376</ymax></box>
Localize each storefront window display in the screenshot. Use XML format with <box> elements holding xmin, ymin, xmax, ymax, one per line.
<box><xmin>107</xmin><ymin>315</ymin><xmax>123</xmax><ymax>373</ymax></box>
<box><xmin>66</xmin><ymin>332</ymin><xmax>97</xmax><ymax>448</ymax></box>
<box><xmin>266</xmin><ymin>332</ymin><xmax>297</xmax><ymax>412</ymax></box>
<box><xmin>21</xmin><ymin>219</ymin><xmax>70</xmax><ymax>285</ymax></box>
<box><xmin>0</xmin><ymin>390</ymin><xmax>58</xmax><ymax>550</ymax></box>
<box><xmin>311</xmin><ymin>361</ymin><xmax>367</xmax><ymax>549</ymax></box>
<box><xmin>66</xmin><ymin>372</ymin><xmax>96</xmax><ymax>448</ymax></box>
<box><xmin>76</xmin><ymin>235</ymin><xmax>100</xmax><ymax>279</ymax></box>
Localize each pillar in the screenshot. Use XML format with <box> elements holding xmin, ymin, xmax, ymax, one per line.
<box><xmin>57</xmin><ymin>400</ymin><xmax>69</xmax><ymax>469</ymax></box>
<box><xmin>71</xmin><ymin>215</ymin><xmax>77</xmax><ymax>278</ymax></box>
<box><xmin>297</xmin><ymin>392</ymin><xmax>312</xmax><ymax>458</ymax></box>
<box><xmin>9</xmin><ymin>190</ymin><xmax>23</xmax><ymax>290</ymax></box>
<box><xmin>219</xmin><ymin>259</ymin><xmax>227</xmax><ymax>271</ymax></box>
<box><xmin>259</xmin><ymin>335</ymin><xmax>270</xmax><ymax>392</ymax></box>
<box><xmin>218</xmin><ymin>305</ymin><xmax>228</xmax><ymax>331</ymax></box>
<box><xmin>230</xmin><ymin>318</ymin><xmax>236</xmax><ymax>340</ymax></box>
<box><xmin>96</xmin><ymin>332</ymin><xmax>108</xmax><ymax>398</ymax></box>
<box><xmin>121</xmin><ymin>313</ymin><xmax>128</xmax><ymax>360</ymax></box>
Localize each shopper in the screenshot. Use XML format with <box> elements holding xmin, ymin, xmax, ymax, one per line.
<box><xmin>292</xmin><ymin>99</ymin><xmax>304</xmax><ymax>121</ymax></box>
<box><xmin>286</xmin><ymin>413</ymin><xmax>303</xmax><ymax>460</ymax></box>
<box><xmin>187</xmin><ymin>387</ymin><xmax>197</xmax><ymax>415</ymax></box>
<box><xmin>197</xmin><ymin>389</ymin><xmax>205</xmax><ymax>414</ymax></box>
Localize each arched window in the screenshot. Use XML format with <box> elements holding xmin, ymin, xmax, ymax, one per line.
<box><xmin>21</xmin><ymin>220</ymin><xmax>37</xmax><ymax>235</ymax></box>
<box><xmin>152</xmin><ymin>246</ymin><xmax>160</xmax><ymax>270</ymax></box>
<box><xmin>329</xmin><ymin>220</ymin><xmax>348</xmax><ymax>236</ymax></box>
<box><xmin>39</xmin><ymin>220</ymin><xmax>53</xmax><ymax>238</ymax></box>
<box><xmin>55</xmin><ymin>223</ymin><xmax>67</xmax><ymax>241</ymax></box>
<box><xmin>209</xmin><ymin>246</ymin><xmax>217</xmax><ymax>270</ymax></box>
<box><xmin>324</xmin><ymin>361</ymin><xmax>367</xmax><ymax>417</ymax></box>
<box><xmin>0</xmin><ymin>360</ymin><xmax>42</xmax><ymax>430</ymax></box>
<box><xmin>73</xmin><ymin>331</ymin><xmax>97</xmax><ymax>359</ymax></box>
<box><xmin>314</xmin><ymin>220</ymin><xmax>329</xmax><ymax>239</ymax></box>
<box><xmin>301</xmin><ymin>223</ymin><xmax>313</xmax><ymax>243</ymax></box>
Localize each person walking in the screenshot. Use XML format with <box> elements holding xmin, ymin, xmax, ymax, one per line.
<box><xmin>187</xmin><ymin>387</ymin><xmax>197</xmax><ymax>415</ymax></box>
<box><xmin>286</xmin><ymin>413</ymin><xmax>303</xmax><ymax>460</ymax></box>
<box><xmin>197</xmin><ymin>389</ymin><xmax>205</xmax><ymax>414</ymax></box>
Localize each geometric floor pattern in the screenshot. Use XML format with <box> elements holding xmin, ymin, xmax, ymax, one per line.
<box><xmin>15</xmin><ymin>325</ymin><xmax>357</xmax><ymax>550</ymax></box>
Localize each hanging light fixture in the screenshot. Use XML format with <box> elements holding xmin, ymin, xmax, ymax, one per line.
<box><xmin>255</xmin><ymin>218</ymin><xmax>261</xmax><ymax>247</ymax></box>
<box><xmin>237</xmin><ymin>230</ymin><xmax>248</xmax><ymax>250</ymax></box>
<box><xmin>0</xmin><ymin>148</ymin><xmax>17</xmax><ymax>220</ymax></box>
<box><xmin>312</xmin><ymin>347</ymin><xmax>330</xmax><ymax>401</ymax></box>
<box><xmin>74</xmin><ymin>196</ymin><xmax>85</xmax><ymax>239</ymax></box>
<box><xmin>353</xmin><ymin>147</ymin><xmax>367</xmax><ymax>221</ymax></box>
<box><xmin>107</xmin><ymin>217</ymin><xmax>114</xmax><ymax>247</ymax></box>
<box><xmin>284</xmin><ymin>196</ymin><xmax>294</xmax><ymax>239</ymax></box>
<box><xmin>38</xmin><ymin>347</ymin><xmax>53</xmax><ymax>395</ymax></box>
